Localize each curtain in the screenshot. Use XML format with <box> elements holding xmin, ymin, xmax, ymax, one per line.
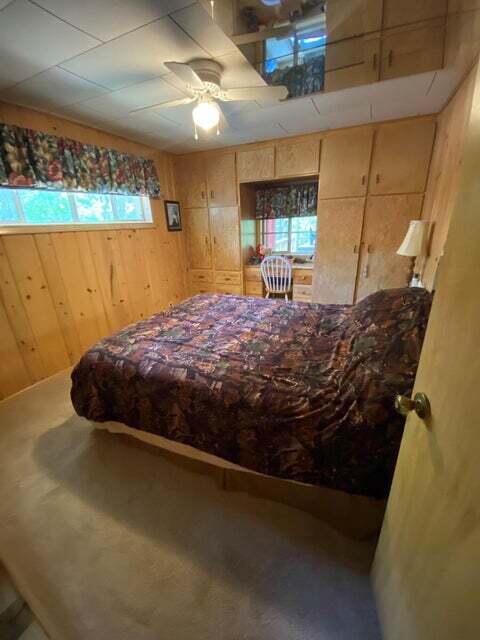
<box><xmin>255</xmin><ymin>182</ymin><xmax>318</xmax><ymax>219</ymax></box>
<box><xmin>263</xmin><ymin>54</ymin><xmax>325</xmax><ymax>98</ymax></box>
<box><xmin>0</xmin><ymin>122</ymin><xmax>161</xmax><ymax>198</ymax></box>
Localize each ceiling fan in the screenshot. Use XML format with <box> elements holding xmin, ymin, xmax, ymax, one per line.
<box><xmin>130</xmin><ymin>59</ymin><xmax>288</xmax><ymax>139</ymax></box>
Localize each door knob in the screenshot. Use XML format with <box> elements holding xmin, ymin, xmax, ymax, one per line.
<box><xmin>395</xmin><ymin>392</ymin><xmax>431</xmax><ymax>420</ymax></box>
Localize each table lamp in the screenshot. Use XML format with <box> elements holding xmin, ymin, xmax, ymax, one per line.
<box><xmin>397</xmin><ymin>220</ymin><xmax>427</xmax><ymax>287</ymax></box>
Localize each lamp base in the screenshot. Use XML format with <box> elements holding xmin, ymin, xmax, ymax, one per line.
<box><xmin>410</xmin><ymin>273</ymin><xmax>424</xmax><ymax>288</ymax></box>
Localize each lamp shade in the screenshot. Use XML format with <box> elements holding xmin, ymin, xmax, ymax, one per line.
<box><xmin>397</xmin><ymin>220</ymin><xmax>427</xmax><ymax>257</ymax></box>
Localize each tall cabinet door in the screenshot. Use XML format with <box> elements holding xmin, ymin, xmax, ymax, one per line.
<box><xmin>207</xmin><ymin>153</ymin><xmax>237</xmax><ymax>207</ymax></box>
<box><xmin>313</xmin><ymin>198</ymin><xmax>365</xmax><ymax>304</ymax></box>
<box><xmin>210</xmin><ymin>207</ymin><xmax>241</xmax><ymax>271</ymax></box>
<box><xmin>175</xmin><ymin>156</ymin><xmax>207</xmax><ymax>208</ymax></box>
<box><xmin>318</xmin><ymin>128</ymin><xmax>374</xmax><ymax>198</ymax></box>
<box><xmin>183</xmin><ymin>208</ymin><xmax>212</xmax><ymax>270</ymax></box>
<box><xmin>356</xmin><ymin>194</ymin><xmax>424</xmax><ymax>301</ymax></box>
<box><xmin>369</xmin><ymin>119</ymin><xmax>436</xmax><ymax>194</ymax></box>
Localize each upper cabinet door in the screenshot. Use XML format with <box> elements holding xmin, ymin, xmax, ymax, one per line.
<box><xmin>380</xmin><ymin>19</ymin><xmax>446</xmax><ymax>80</ymax></box>
<box><xmin>183</xmin><ymin>208</ymin><xmax>212</xmax><ymax>270</ymax></box>
<box><xmin>175</xmin><ymin>156</ymin><xmax>207</xmax><ymax>208</ymax></box>
<box><xmin>207</xmin><ymin>153</ymin><xmax>237</xmax><ymax>207</ymax></box>
<box><xmin>326</xmin><ymin>0</ymin><xmax>383</xmax><ymax>40</ymax></box>
<box><xmin>319</xmin><ymin>128</ymin><xmax>374</xmax><ymax>198</ymax></box>
<box><xmin>237</xmin><ymin>147</ymin><xmax>275</xmax><ymax>182</ymax></box>
<box><xmin>355</xmin><ymin>194</ymin><xmax>424</xmax><ymax>301</ymax></box>
<box><xmin>313</xmin><ymin>197</ymin><xmax>365</xmax><ymax>305</ymax></box>
<box><xmin>383</xmin><ymin>0</ymin><xmax>447</xmax><ymax>29</ymax></box>
<box><xmin>209</xmin><ymin>207</ymin><xmax>241</xmax><ymax>271</ymax></box>
<box><xmin>275</xmin><ymin>139</ymin><xmax>320</xmax><ymax>178</ymax></box>
<box><xmin>369</xmin><ymin>119</ymin><xmax>436</xmax><ymax>194</ymax></box>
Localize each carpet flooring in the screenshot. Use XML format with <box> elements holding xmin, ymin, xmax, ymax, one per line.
<box><xmin>0</xmin><ymin>371</ymin><xmax>381</xmax><ymax>640</ymax></box>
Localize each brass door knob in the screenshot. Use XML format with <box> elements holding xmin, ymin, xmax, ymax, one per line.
<box><xmin>395</xmin><ymin>392</ymin><xmax>431</xmax><ymax>420</ymax></box>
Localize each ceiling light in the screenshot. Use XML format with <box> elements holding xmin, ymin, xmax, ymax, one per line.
<box><xmin>192</xmin><ymin>100</ymin><xmax>220</xmax><ymax>132</ymax></box>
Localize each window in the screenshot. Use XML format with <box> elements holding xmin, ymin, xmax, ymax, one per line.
<box><xmin>261</xmin><ymin>216</ymin><xmax>317</xmax><ymax>255</ymax></box>
<box><xmin>0</xmin><ymin>187</ymin><xmax>152</xmax><ymax>228</ymax></box>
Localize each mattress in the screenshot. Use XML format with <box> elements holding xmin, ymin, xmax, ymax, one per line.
<box><xmin>71</xmin><ymin>288</ymin><xmax>432</xmax><ymax>498</ymax></box>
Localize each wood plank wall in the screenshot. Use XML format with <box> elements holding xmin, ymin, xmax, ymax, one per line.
<box><xmin>0</xmin><ymin>102</ymin><xmax>188</xmax><ymax>400</ymax></box>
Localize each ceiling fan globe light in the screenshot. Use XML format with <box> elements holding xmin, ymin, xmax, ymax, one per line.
<box><xmin>192</xmin><ymin>101</ymin><xmax>220</xmax><ymax>132</ymax></box>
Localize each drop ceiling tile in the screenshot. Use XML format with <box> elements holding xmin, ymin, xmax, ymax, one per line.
<box><xmin>370</xmin><ymin>97</ymin><xmax>433</xmax><ymax>121</ymax></box>
<box><xmin>228</xmin><ymin>97</ymin><xmax>317</xmax><ymax>129</ymax></box>
<box><xmin>426</xmin><ymin>68</ymin><xmax>464</xmax><ymax>108</ymax></box>
<box><xmin>76</xmin><ymin>76</ymin><xmax>187</xmax><ymax>119</ymax></box>
<box><xmin>0</xmin><ymin>0</ymin><xmax>12</xmax><ymax>8</ymax></box>
<box><xmin>0</xmin><ymin>67</ymin><xmax>107</xmax><ymax>110</ymax></box>
<box><xmin>61</xmin><ymin>17</ymin><xmax>206</xmax><ymax>90</ymax></box>
<box><xmin>216</xmin><ymin>51</ymin><xmax>266</xmax><ymax>90</ymax></box>
<box><xmin>368</xmin><ymin>72</ymin><xmax>436</xmax><ymax>102</ymax></box>
<box><xmin>55</xmin><ymin>102</ymin><xmax>119</xmax><ymax>129</ymax></box>
<box><xmin>33</xmin><ymin>0</ymin><xmax>194</xmax><ymax>42</ymax></box>
<box><xmin>171</xmin><ymin>3</ymin><xmax>236</xmax><ymax>57</ymax></box>
<box><xmin>0</xmin><ymin>0</ymin><xmax>100</xmax><ymax>90</ymax></box>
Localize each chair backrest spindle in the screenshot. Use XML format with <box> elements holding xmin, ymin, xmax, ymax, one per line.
<box><xmin>260</xmin><ymin>256</ymin><xmax>292</xmax><ymax>296</ymax></box>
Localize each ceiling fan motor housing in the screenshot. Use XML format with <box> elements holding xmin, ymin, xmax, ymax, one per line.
<box><xmin>189</xmin><ymin>59</ymin><xmax>223</xmax><ymax>89</ymax></box>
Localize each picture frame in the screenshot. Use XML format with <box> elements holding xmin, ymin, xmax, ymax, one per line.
<box><xmin>164</xmin><ymin>200</ymin><xmax>182</xmax><ymax>231</ymax></box>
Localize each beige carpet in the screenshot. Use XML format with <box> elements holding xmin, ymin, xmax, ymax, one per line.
<box><xmin>0</xmin><ymin>371</ymin><xmax>381</xmax><ymax>640</ymax></box>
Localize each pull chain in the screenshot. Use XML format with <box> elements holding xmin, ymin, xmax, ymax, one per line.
<box><xmin>210</xmin><ymin>0</ymin><xmax>214</xmax><ymax>19</ymax></box>
<box><xmin>194</xmin><ymin>122</ymin><xmax>198</xmax><ymax>140</ymax></box>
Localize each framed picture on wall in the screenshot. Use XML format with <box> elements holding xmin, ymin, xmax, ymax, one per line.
<box><xmin>164</xmin><ymin>200</ymin><xmax>182</xmax><ymax>231</ymax></box>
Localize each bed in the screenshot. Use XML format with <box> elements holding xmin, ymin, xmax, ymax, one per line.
<box><xmin>71</xmin><ymin>287</ymin><xmax>431</xmax><ymax>512</ymax></box>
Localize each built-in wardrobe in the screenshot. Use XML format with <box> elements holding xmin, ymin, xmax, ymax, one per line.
<box><xmin>174</xmin><ymin>115</ymin><xmax>436</xmax><ymax>305</ymax></box>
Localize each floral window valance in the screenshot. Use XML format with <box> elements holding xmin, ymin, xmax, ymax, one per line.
<box><xmin>255</xmin><ymin>182</ymin><xmax>318</xmax><ymax>219</ymax></box>
<box><xmin>0</xmin><ymin>122</ymin><xmax>161</xmax><ymax>198</ymax></box>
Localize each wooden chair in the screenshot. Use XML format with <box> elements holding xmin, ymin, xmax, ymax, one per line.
<box><xmin>260</xmin><ymin>256</ymin><xmax>292</xmax><ymax>301</ymax></box>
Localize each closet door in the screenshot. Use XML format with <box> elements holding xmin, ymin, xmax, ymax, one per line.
<box><xmin>369</xmin><ymin>119</ymin><xmax>436</xmax><ymax>194</ymax></box>
<box><xmin>183</xmin><ymin>208</ymin><xmax>212</xmax><ymax>270</ymax></box>
<box><xmin>209</xmin><ymin>207</ymin><xmax>241</xmax><ymax>271</ymax></box>
<box><xmin>207</xmin><ymin>153</ymin><xmax>237</xmax><ymax>207</ymax></box>
<box><xmin>318</xmin><ymin>128</ymin><xmax>374</xmax><ymax>198</ymax></box>
<box><xmin>313</xmin><ymin>197</ymin><xmax>365</xmax><ymax>304</ymax></box>
<box><xmin>275</xmin><ymin>139</ymin><xmax>320</xmax><ymax>178</ymax></box>
<box><xmin>356</xmin><ymin>194</ymin><xmax>424</xmax><ymax>301</ymax></box>
<box><xmin>382</xmin><ymin>0</ymin><xmax>447</xmax><ymax>29</ymax></box>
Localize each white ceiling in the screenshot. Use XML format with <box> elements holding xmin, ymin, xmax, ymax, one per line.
<box><xmin>0</xmin><ymin>0</ymin><xmax>464</xmax><ymax>154</ymax></box>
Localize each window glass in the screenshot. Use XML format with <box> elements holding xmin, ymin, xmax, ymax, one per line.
<box><xmin>18</xmin><ymin>189</ymin><xmax>73</xmax><ymax>224</ymax></box>
<box><xmin>0</xmin><ymin>189</ymin><xmax>19</xmax><ymax>223</ymax></box>
<box><xmin>262</xmin><ymin>215</ymin><xmax>316</xmax><ymax>255</ymax></box>
<box><xmin>74</xmin><ymin>193</ymin><xmax>114</xmax><ymax>223</ymax></box>
<box><xmin>114</xmin><ymin>195</ymin><xmax>144</xmax><ymax>221</ymax></box>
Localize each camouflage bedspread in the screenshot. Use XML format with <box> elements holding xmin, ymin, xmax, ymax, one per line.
<box><xmin>71</xmin><ymin>288</ymin><xmax>431</xmax><ymax>498</ymax></box>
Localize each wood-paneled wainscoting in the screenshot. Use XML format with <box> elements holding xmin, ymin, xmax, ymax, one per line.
<box><xmin>0</xmin><ymin>103</ymin><xmax>188</xmax><ymax>401</ymax></box>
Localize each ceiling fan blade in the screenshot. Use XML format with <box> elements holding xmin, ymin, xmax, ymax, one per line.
<box><xmin>222</xmin><ymin>85</ymin><xmax>288</xmax><ymax>102</ymax></box>
<box><xmin>130</xmin><ymin>96</ymin><xmax>196</xmax><ymax>115</ymax></box>
<box><xmin>164</xmin><ymin>61</ymin><xmax>204</xmax><ymax>90</ymax></box>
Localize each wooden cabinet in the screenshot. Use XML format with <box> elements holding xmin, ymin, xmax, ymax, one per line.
<box><xmin>175</xmin><ymin>156</ymin><xmax>207</xmax><ymax>208</ymax></box>
<box><xmin>380</xmin><ymin>19</ymin><xmax>446</xmax><ymax>80</ymax></box>
<box><xmin>355</xmin><ymin>194</ymin><xmax>424</xmax><ymax>300</ymax></box>
<box><xmin>210</xmin><ymin>207</ymin><xmax>241</xmax><ymax>272</ymax></box>
<box><xmin>275</xmin><ymin>140</ymin><xmax>320</xmax><ymax>178</ymax></box>
<box><xmin>369</xmin><ymin>119</ymin><xmax>436</xmax><ymax>194</ymax></box>
<box><xmin>292</xmin><ymin>284</ymin><xmax>312</xmax><ymax>302</ymax></box>
<box><xmin>319</xmin><ymin>128</ymin><xmax>374</xmax><ymax>198</ymax></box>
<box><xmin>207</xmin><ymin>153</ymin><xmax>237</xmax><ymax>207</ymax></box>
<box><xmin>383</xmin><ymin>0</ymin><xmax>447</xmax><ymax>29</ymax></box>
<box><xmin>237</xmin><ymin>147</ymin><xmax>275</xmax><ymax>182</ymax></box>
<box><xmin>313</xmin><ymin>198</ymin><xmax>365</xmax><ymax>304</ymax></box>
<box><xmin>324</xmin><ymin>37</ymin><xmax>380</xmax><ymax>92</ymax></box>
<box><xmin>326</xmin><ymin>0</ymin><xmax>383</xmax><ymax>40</ymax></box>
<box><xmin>183</xmin><ymin>208</ymin><xmax>211</xmax><ymax>270</ymax></box>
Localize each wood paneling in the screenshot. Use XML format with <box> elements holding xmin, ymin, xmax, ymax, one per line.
<box><xmin>313</xmin><ymin>198</ymin><xmax>365</xmax><ymax>304</ymax></box>
<box><xmin>237</xmin><ymin>147</ymin><xmax>275</xmax><ymax>182</ymax></box>
<box><xmin>174</xmin><ymin>155</ymin><xmax>207</xmax><ymax>208</ymax></box>
<box><xmin>369</xmin><ymin>118</ymin><xmax>436</xmax><ymax>194</ymax></box>
<box><xmin>0</xmin><ymin>101</ymin><xmax>187</xmax><ymax>401</ymax></box>
<box><xmin>356</xmin><ymin>194</ymin><xmax>424</xmax><ymax>300</ymax></box>
<box><xmin>419</xmin><ymin>65</ymin><xmax>477</xmax><ymax>289</ymax></box>
<box><xmin>373</xmin><ymin>60</ymin><xmax>480</xmax><ymax>640</ymax></box>
<box><xmin>275</xmin><ymin>139</ymin><xmax>320</xmax><ymax>178</ymax></box>
<box><xmin>319</xmin><ymin>128</ymin><xmax>374</xmax><ymax>198</ymax></box>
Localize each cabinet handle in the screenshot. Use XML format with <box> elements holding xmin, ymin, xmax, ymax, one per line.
<box><xmin>204</xmin><ymin>236</ymin><xmax>209</xmax><ymax>246</ymax></box>
<box><xmin>361</xmin><ymin>175</ymin><xmax>366</xmax><ymax>185</ymax></box>
<box><xmin>213</xmin><ymin>236</ymin><xmax>217</xmax><ymax>245</ymax></box>
<box><xmin>372</xmin><ymin>52</ymin><xmax>377</xmax><ymax>71</ymax></box>
<box><xmin>363</xmin><ymin>265</ymin><xmax>369</xmax><ymax>278</ymax></box>
<box><xmin>388</xmin><ymin>49</ymin><xmax>393</xmax><ymax>67</ymax></box>
<box><xmin>210</xmin><ymin>190</ymin><xmax>214</xmax><ymax>199</ymax></box>
<box><xmin>201</xmin><ymin>191</ymin><xmax>205</xmax><ymax>200</ymax></box>
<box><xmin>367</xmin><ymin>244</ymin><xmax>373</xmax><ymax>253</ymax></box>
<box><xmin>353</xmin><ymin>244</ymin><xmax>359</xmax><ymax>254</ymax></box>
<box><xmin>225</xmin><ymin>277</ymin><xmax>231</xmax><ymax>281</ymax></box>
<box><xmin>375</xmin><ymin>173</ymin><xmax>380</xmax><ymax>184</ymax></box>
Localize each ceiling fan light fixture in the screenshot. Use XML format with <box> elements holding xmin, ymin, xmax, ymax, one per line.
<box><xmin>192</xmin><ymin>100</ymin><xmax>220</xmax><ymax>132</ymax></box>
